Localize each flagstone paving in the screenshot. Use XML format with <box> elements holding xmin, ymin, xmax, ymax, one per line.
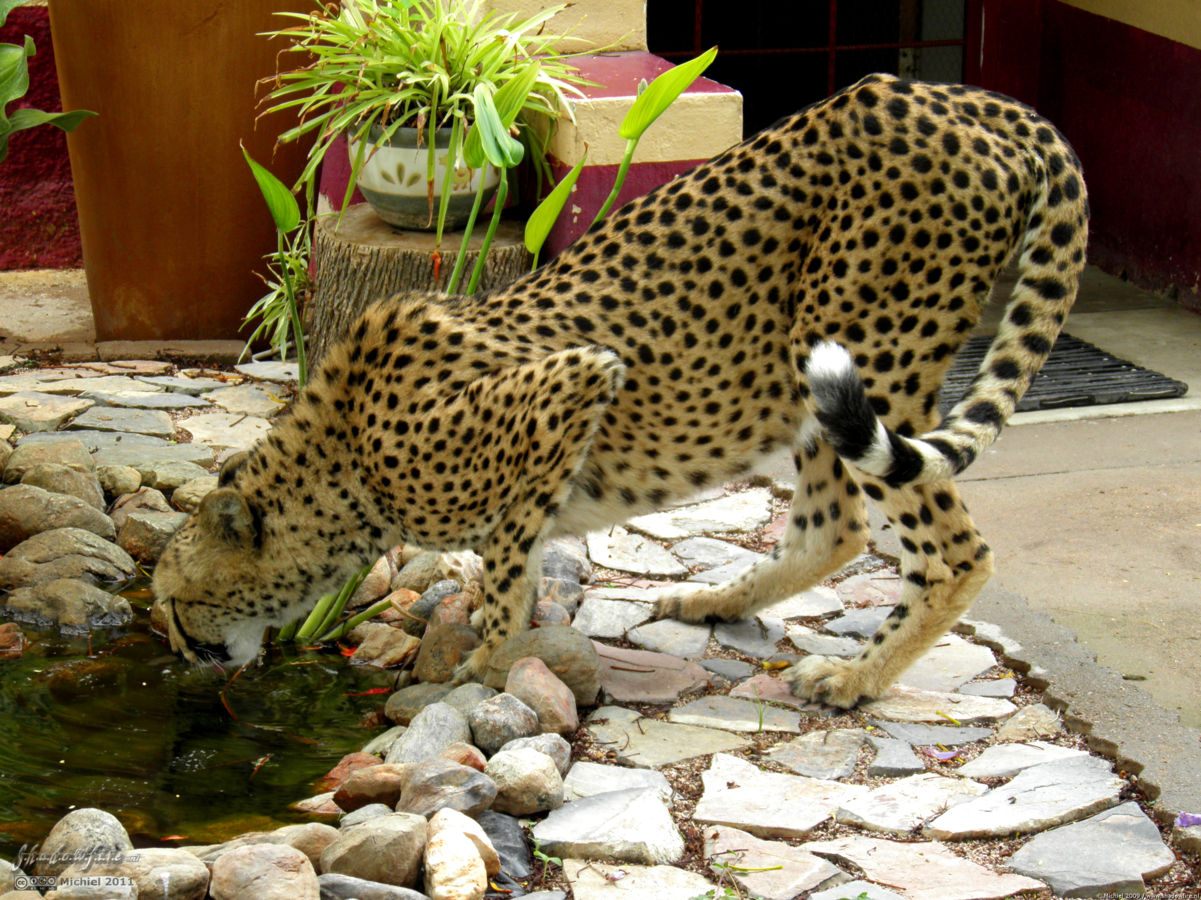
<box><xmin>1</xmin><ymin>355</ymin><xmax>1196</xmax><ymax>898</ymax></box>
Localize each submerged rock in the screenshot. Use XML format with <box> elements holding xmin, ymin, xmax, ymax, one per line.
<box><xmin>5</xmin><ymin>578</ymin><xmax>133</xmax><ymax>631</ymax></box>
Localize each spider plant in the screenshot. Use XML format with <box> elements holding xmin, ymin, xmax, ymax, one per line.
<box><xmin>260</xmin><ymin>0</ymin><xmax>587</xmax><ymax>244</ymax></box>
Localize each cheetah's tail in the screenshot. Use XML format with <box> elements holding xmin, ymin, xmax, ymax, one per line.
<box><xmin>805</xmin><ymin>148</ymin><xmax>1088</xmax><ymax>488</ymax></box>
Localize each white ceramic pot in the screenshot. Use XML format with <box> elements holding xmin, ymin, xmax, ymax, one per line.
<box><xmin>350</xmin><ymin>124</ymin><xmax>500</xmax><ymax>231</ymax></box>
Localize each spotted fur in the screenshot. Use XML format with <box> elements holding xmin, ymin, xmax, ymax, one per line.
<box><xmin>154</xmin><ymin>74</ymin><xmax>1087</xmax><ymax>706</ymax></box>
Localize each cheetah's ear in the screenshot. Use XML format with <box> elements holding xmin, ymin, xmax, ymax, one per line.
<box><xmin>198</xmin><ymin>488</ymin><xmax>260</xmax><ymax>549</ymax></box>
<box><xmin>217</xmin><ymin>451</ymin><xmax>251</xmax><ymax>487</ymax></box>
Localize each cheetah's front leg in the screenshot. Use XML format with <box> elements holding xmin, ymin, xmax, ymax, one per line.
<box><xmin>445</xmin><ymin>347</ymin><xmax>625</xmax><ymax>683</ymax></box>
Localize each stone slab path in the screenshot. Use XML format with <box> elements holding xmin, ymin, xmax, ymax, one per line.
<box><xmin>0</xmin><ymin>355</ymin><xmax>1197</xmax><ymax>900</ymax></box>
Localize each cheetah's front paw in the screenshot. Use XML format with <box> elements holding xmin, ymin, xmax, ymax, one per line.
<box><xmin>786</xmin><ymin>655</ymin><xmax>880</xmax><ymax>709</ymax></box>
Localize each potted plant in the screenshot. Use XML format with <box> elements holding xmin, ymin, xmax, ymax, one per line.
<box><xmin>260</xmin><ymin>0</ymin><xmax>588</xmax><ymax>241</ymax></box>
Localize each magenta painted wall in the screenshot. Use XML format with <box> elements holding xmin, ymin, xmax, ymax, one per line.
<box><xmin>0</xmin><ymin>7</ymin><xmax>83</xmax><ymax>269</ymax></box>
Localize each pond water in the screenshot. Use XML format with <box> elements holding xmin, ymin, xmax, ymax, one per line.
<box><xmin>0</xmin><ymin>592</ymin><xmax>396</xmax><ymax>862</ymax></box>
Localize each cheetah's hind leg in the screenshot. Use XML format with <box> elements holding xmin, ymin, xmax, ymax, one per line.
<box><xmin>655</xmin><ymin>438</ymin><xmax>868</xmax><ymax>623</ymax></box>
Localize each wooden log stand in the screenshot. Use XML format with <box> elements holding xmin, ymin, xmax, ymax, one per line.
<box><xmin>307</xmin><ymin>203</ymin><xmax>531</xmax><ymax>364</ymax></box>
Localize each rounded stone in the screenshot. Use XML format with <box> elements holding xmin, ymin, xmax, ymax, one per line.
<box><xmin>4</xmin><ymin>578</ymin><xmax>133</xmax><ymax>631</ymax></box>
<box><xmin>3</xmin><ymin>438</ymin><xmax>95</xmax><ymax>484</ymax></box>
<box><xmin>483</xmin><ymin>625</ymin><xmax>601</xmax><ymax>707</ymax></box>
<box><xmin>0</xmin><ymin>483</ymin><xmax>115</xmax><ymax>551</ymax></box>
<box><xmin>505</xmin><ymin>656</ymin><xmax>579</xmax><ymax>736</ymax></box>
<box><xmin>484</xmin><ymin>747</ymin><xmax>565</xmax><ymax>816</ymax></box>
<box><xmin>62</xmin><ymin>846</ymin><xmax>209</xmax><ymax>900</ymax></box>
<box><xmin>384</xmin><ymin>682</ymin><xmax>454</xmax><ymax>725</ymax></box>
<box><xmin>209</xmin><ymin>843</ymin><xmax>319</xmax><ymax>900</ymax></box>
<box><xmin>497</xmin><ymin>733</ymin><xmax>573</xmax><ymax>777</ymax></box>
<box><xmin>396</xmin><ymin>758</ymin><xmax>498</xmax><ymax>818</ymax></box>
<box><xmin>36</xmin><ymin>808</ymin><xmax>133</xmax><ymax>877</ymax></box>
<box><xmin>20</xmin><ymin>463</ymin><xmax>105</xmax><ymax>510</ymax></box>
<box><xmin>468</xmin><ymin>692</ymin><xmax>540</xmax><ymax>756</ymax></box>
<box><xmin>96</xmin><ymin>465</ymin><xmax>143</xmax><ymax>499</ymax></box>
<box><xmin>116</xmin><ymin>509</ymin><xmax>188</xmax><ymax>563</ymax></box>
<box><xmin>384</xmin><ymin>702</ymin><xmax>472</xmax><ymax>765</ymax></box>
<box><xmin>319</xmin><ymin>813</ymin><xmax>428</xmax><ymax>888</ymax></box>
<box><xmin>0</xmin><ymin>526</ymin><xmax>136</xmax><ymax>591</ymax></box>
<box><xmin>171</xmin><ymin>475</ymin><xmax>218</xmax><ymax>512</ymax></box>
<box><xmin>413</xmin><ymin>623</ymin><xmax>480</xmax><ymax>683</ymax></box>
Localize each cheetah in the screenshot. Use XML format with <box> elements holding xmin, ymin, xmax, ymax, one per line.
<box><xmin>154</xmin><ymin>73</ymin><xmax>1088</xmax><ymax>707</ymax></box>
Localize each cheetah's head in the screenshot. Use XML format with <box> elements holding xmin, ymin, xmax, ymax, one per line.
<box><xmin>153</xmin><ymin>485</ymin><xmax>291</xmax><ymax>668</ymax></box>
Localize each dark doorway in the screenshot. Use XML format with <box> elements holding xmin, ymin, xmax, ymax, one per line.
<box><xmin>648</xmin><ymin>0</ymin><xmax>982</xmax><ymax>136</ymax></box>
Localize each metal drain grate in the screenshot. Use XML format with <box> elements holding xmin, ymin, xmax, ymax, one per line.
<box><xmin>939</xmin><ymin>333</ymin><xmax>1188</xmax><ymax>414</ymax></box>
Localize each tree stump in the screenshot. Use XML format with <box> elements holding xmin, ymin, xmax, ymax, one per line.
<box><xmin>308</xmin><ymin>203</ymin><xmax>532</xmax><ymax>364</ymax></box>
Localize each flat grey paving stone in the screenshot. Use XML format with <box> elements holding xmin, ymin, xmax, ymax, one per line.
<box><xmin>563</xmin><ymin>860</ymin><xmax>714</xmax><ymax>900</ymax></box>
<box><xmin>570</xmin><ymin>595</ymin><xmax>653</xmax><ymax>638</ymax></box>
<box><xmin>0</xmin><ymin>391</ymin><xmax>93</xmax><ymax>432</ymax></box>
<box><xmin>699</xmin><ymin>658</ymin><xmax>755</xmax><ymax>682</ymax></box>
<box><xmin>901</xmin><ymin>634</ymin><xmax>1000</xmax><ymax>692</ymax></box>
<box><xmin>704</xmin><ymin>825</ymin><xmax>846</xmax><ymax>900</ymax></box>
<box><xmin>670</xmin><ymin>536</ymin><xmax>761</xmax><ymax>569</ymax></box>
<box><xmin>766</xmin><ymin>728</ymin><xmax>867</xmax><ymax>779</ymax></box>
<box><xmin>0</xmin><ymin>374</ymin><xmax>163</xmax><ymax>396</ymax></box>
<box><xmin>136</xmin><ymin>374</ymin><xmax>229</xmax><ymax>394</ymax></box>
<box><xmin>581</xmin><ymin>584</ymin><xmax>669</xmax><ymax>602</ymax></box>
<box><xmin>1006</xmin><ymin>801</ymin><xmax>1176</xmax><ymax>897</ymax></box>
<box><xmin>872</xmin><ymin>721</ymin><xmax>993</xmax><ymax>746</ymax></box>
<box><xmin>594</xmin><ymin>644</ymin><xmax>711</xmax><ymax>704</ymax></box>
<box><xmin>862</xmin><ymin>686</ymin><xmax>1017</xmax><ymax>724</ymax></box>
<box><xmin>693</xmin><ymin>753</ymin><xmax>867</xmax><ymax>839</ymax></box>
<box><xmin>834</xmin><ymin>773</ymin><xmax>989</xmax><ymax>835</ymax></box>
<box><xmin>808</xmin><ymin>880</ymin><xmax>904</xmax><ymax>900</ymax></box>
<box><xmin>202</xmin><ymin>382</ymin><xmax>290</xmax><ymax>418</ymax></box>
<box><xmin>826</xmin><ymin>605</ymin><xmax>894</xmax><ymax>638</ymax></box>
<box><xmin>803</xmin><ymin>836</ymin><xmax>1044</xmax><ymax>900</ymax></box>
<box><xmin>82</xmin><ymin>389</ymin><xmax>211</xmax><ymax>409</ymax></box>
<box><xmin>586</xmin><ymin>527</ymin><xmax>687</xmax><ymax>577</ymax></box>
<box><xmin>786</xmin><ymin>623</ymin><xmax>863</xmax><ymax>658</ymax></box>
<box><xmin>758</xmin><ymin>585</ymin><xmax>843</xmax><ymax>619</ymax></box>
<box><xmin>562</xmin><ymin>761</ymin><xmax>674</xmax><ymax>804</ymax></box>
<box><xmin>834</xmin><ymin>572</ymin><xmax>902</xmax><ymax>606</ymax></box>
<box><xmin>956</xmin><ymin>740</ymin><xmax>1089</xmax><ymax>779</ymax></box>
<box><xmin>584</xmin><ymin>706</ymin><xmax>749</xmax><ymax>769</ymax></box>
<box><xmin>923</xmin><ymin>755</ymin><xmax>1125</xmax><ymax>840</ymax></box>
<box><xmin>668</xmin><ymin>694</ymin><xmax>802</xmax><ymax>734</ymax></box>
<box><xmin>178</xmin><ymin>412</ymin><xmax>273</xmax><ymax>452</ymax></box>
<box><xmin>234</xmin><ymin>361</ymin><xmax>300</xmax><ymax>383</ymax></box>
<box><xmin>867</xmin><ymin>736</ymin><xmax>926</xmax><ymax>777</ymax></box>
<box><xmin>531</xmin><ymin>787</ymin><xmax>683</xmax><ymax>865</ymax></box>
<box><xmin>713</xmin><ymin>615</ymin><xmax>786</xmax><ymax>658</ymax></box>
<box><xmin>625</xmin><ymin>617</ymin><xmax>711</xmax><ymax>658</ymax></box>
<box><xmin>959</xmin><ymin>677</ymin><xmax>1018</xmax><ymax>698</ymax></box>
<box><xmin>18</xmin><ymin>430</ymin><xmax>214</xmax><ymax>467</ymax></box>
<box><xmin>626</xmin><ymin>488</ymin><xmax>774</xmax><ymax>539</ymax></box>
<box><xmin>68</xmin><ymin>406</ymin><xmax>175</xmax><ymax>438</ymax></box>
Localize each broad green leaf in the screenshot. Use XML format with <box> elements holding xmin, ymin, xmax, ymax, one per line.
<box><xmin>463</xmin><ymin>61</ymin><xmax>538</xmax><ymax>167</ymax></box>
<box><xmin>7</xmin><ymin>107</ymin><xmax>96</xmax><ymax>133</ymax></box>
<box><xmin>241</xmin><ymin>144</ymin><xmax>301</xmax><ymax>233</ymax></box>
<box><xmin>524</xmin><ymin>148</ymin><xmax>587</xmax><ymax>260</ymax></box>
<box><xmin>0</xmin><ymin>0</ymin><xmax>23</xmax><ymax>29</ymax></box>
<box><xmin>0</xmin><ymin>40</ymin><xmax>30</xmax><ymax>109</ymax></box>
<box><xmin>619</xmin><ymin>46</ymin><xmax>717</xmax><ymax>141</ymax></box>
<box><xmin>471</xmin><ymin>84</ymin><xmax>523</xmax><ymax>169</ymax></box>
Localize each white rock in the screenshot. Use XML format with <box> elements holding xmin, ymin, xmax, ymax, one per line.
<box><xmin>803</xmin><ymin>835</ymin><xmax>1044</xmax><ymax>900</ymax></box>
<box><xmin>704</xmin><ymin>825</ymin><xmax>845</xmax><ymax>900</ymax></box>
<box><xmin>428</xmin><ymin>808</ymin><xmax>500</xmax><ymax>876</ymax></box>
<box><xmin>668</xmin><ymin>694</ymin><xmax>802</xmax><ymax>733</ymax></box>
<box><xmin>532</xmin><ymin>788</ymin><xmax>684</xmax><ymax>865</ymax></box>
<box><xmin>627</xmin><ymin>488</ymin><xmax>774</xmax><ymax>539</ymax></box>
<box><xmin>625</xmin><ymin>617</ymin><xmax>711</xmax><ymax>658</ymax></box>
<box><xmin>766</xmin><ymin>728</ymin><xmax>867</xmax><ymax>779</ymax></box>
<box><xmin>900</xmin><ymin>634</ymin><xmax>999</xmax><ymax>692</ymax></box>
<box><xmin>995</xmin><ymin>702</ymin><xmax>1061</xmax><ymax>740</ymax></box>
<box><xmin>862</xmin><ymin>685</ymin><xmax>1017</xmax><ymax>724</ymax></box>
<box><xmin>956</xmin><ymin>740</ymin><xmax>1088</xmax><ymax>779</ymax></box>
<box><xmin>924</xmin><ymin>755</ymin><xmax>1125</xmax><ymax>840</ymax></box>
<box><xmin>485</xmin><ymin>747</ymin><xmax>564</xmax><ymax>816</ymax></box>
<box><xmin>562</xmin><ymin>760</ymin><xmax>675</xmax><ymax>803</ymax></box>
<box><xmin>423</xmin><ymin>828</ymin><xmax>487</xmax><ymax>900</ymax></box>
<box><xmin>178</xmin><ymin>412</ymin><xmax>272</xmax><ymax>451</ymax></box>
<box><xmin>571</xmin><ymin>595</ymin><xmax>654</xmax><ymax>638</ymax></box>
<box><xmin>585</xmin><ymin>527</ymin><xmax>687</xmax><ymax>577</ymax></box>
<box><xmin>758</xmin><ymin>585</ymin><xmax>843</xmax><ymax>619</ymax></box>
<box><xmin>584</xmin><ymin>706</ymin><xmax>750</xmax><ymax>768</ymax></box>
<box><xmin>693</xmin><ymin>753</ymin><xmax>867</xmax><ymax>838</ymax></box>
<box><xmin>563</xmin><ymin>859</ymin><xmax>714</xmax><ymax>900</ymax></box>
<box><xmin>835</xmin><ymin>773</ymin><xmax>989</xmax><ymax>835</ymax></box>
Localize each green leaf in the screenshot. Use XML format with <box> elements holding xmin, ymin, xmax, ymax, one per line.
<box><xmin>619</xmin><ymin>46</ymin><xmax>717</xmax><ymax>141</ymax></box>
<box><xmin>241</xmin><ymin>143</ymin><xmax>301</xmax><ymax>233</ymax></box>
<box><xmin>7</xmin><ymin>107</ymin><xmax>96</xmax><ymax>133</ymax></box>
<box><xmin>0</xmin><ymin>0</ymin><xmax>23</xmax><ymax>29</ymax></box>
<box><xmin>0</xmin><ymin>40</ymin><xmax>31</xmax><ymax>110</ymax></box>
<box><xmin>464</xmin><ymin>60</ymin><xmax>539</xmax><ymax>167</ymax></box>
<box><xmin>524</xmin><ymin>148</ymin><xmax>587</xmax><ymax>262</ymax></box>
<box><xmin>471</xmin><ymin>84</ymin><xmax>524</xmax><ymax>169</ymax></box>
